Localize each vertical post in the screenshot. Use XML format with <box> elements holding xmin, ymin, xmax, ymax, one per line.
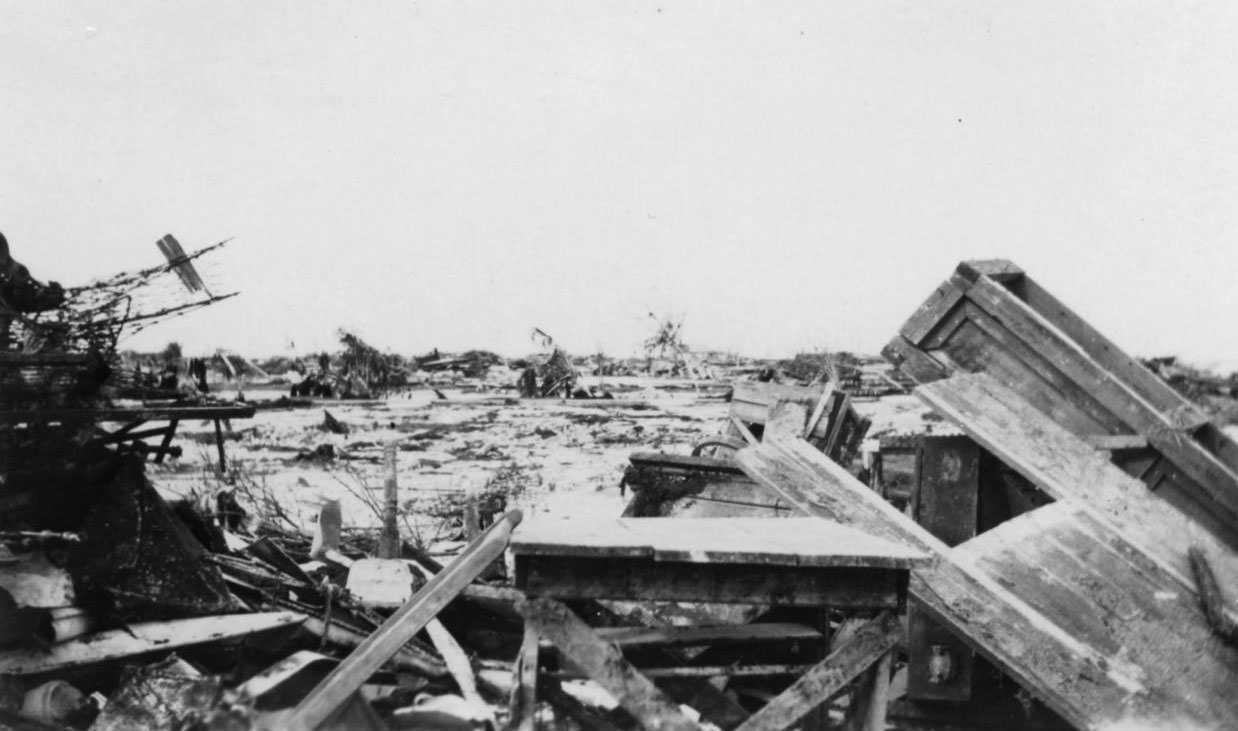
<box><xmin>844</xmin><ymin>650</ymin><xmax>892</xmax><ymax>731</ymax></box>
<box><xmin>463</xmin><ymin>479</ymin><xmax>481</xmax><ymax>541</ymax></box>
<box><xmin>511</xmin><ymin>623</ymin><xmax>540</xmax><ymax>731</ymax></box>
<box><xmin>212</xmin><ymin>419</ymin><xmax>225</xmax><ymax>473</ymax></box>
<box><xmin>378</xmin><ymin>442</ymin><xmax>400</xmax><ymax>559</ymax></box>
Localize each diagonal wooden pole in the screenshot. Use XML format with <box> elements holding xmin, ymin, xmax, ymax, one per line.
<box><xmin>273</xmin><ymin>510</ymin><xmax>522</xmax><ymax>731</ymax></box>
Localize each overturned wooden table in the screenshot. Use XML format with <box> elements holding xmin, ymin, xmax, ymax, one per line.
<box><xmin>510</xmin><ymin>516</ymin><xmax>931</xmax><ymax>731</ymax></box>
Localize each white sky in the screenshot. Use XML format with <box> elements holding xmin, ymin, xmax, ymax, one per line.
<box><xmin>4</xmin><ymin>2</ymin><xmax>1237</xmax><ymax>364</ymax></box>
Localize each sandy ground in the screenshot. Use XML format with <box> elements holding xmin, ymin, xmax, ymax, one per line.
<box><xmin>144</xmin><ymin>376</ymin><xmax>945</xmax><ymax>552</ymax></box>
<box><xmin>148</xmin><ymin>377</ymin><xmax>735</xmax><ymax>547</ymax></box>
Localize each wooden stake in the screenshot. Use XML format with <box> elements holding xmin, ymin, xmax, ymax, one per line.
<box><xmin>378</xmin><ymin>443</ymin><xmax>400</xmax><ymax>559</ymax></box>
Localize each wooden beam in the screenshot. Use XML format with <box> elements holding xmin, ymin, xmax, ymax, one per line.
<box><xmin>512</xmin><ymin>624</ymin><xmax>540</xmax><ymax>731</ymax></box>
<box><xmin>898</xmin><ymin>280</ymin><xmax>969</xmax><ymax>345</ymax></box>
<box><xmin>880</xmin><ymin>336</ymin><xmax>950</xmax><ymax>385</ymax></box>
<box><xmin>627</xmin><ymin>452</ymin><xmax>745</xmax><ymax>476</ymax></box>
<box><xmin>591</xmin><ymin>622</ymin><xmax>822</xmax><ymax>648</ymax></box>
<box><xmin>728</xmin><ymin>415</ymin><xmax>759</xmax><ymax>446</ymax></box>
<box><xmin>517</xmin><ymin>556</ymin><xmax>902</xmax><ymax>609</ymax></box>
<box><xmin>518</xmin><ymin>596</ymin><xmax>702</xmax><ymax>731</ymax></box>
<box><xmin>733</xmin><ymin>613</ymin><xmax>900</xmax><ymax>731</ymax></box>
<box><xmin>956</xmin><ymin>502</ymin><xmax>1238</xmax><ymax>727</ymax></box>
<box><xmin>916</xmin><ymin>372</ymin><xmax>1238</xmax><ymax>599</ymax></box>
<box><xmin>0</xmin><ymin>404</ymin><xmax>256</xmax><ymax>424</ymax></box>
<box><xmin>550</xmin><ymin>665</ymin><xmax>812</xmax><ymax>680</ymax></box>
<box><xmin>1080</xmin><ymin>434</ymin><xmax>1149</xmax><ymax>451</ymax></box>
<box><xmin>280</xmin><ymin>510</ymin><xmax>522</xmax><ymax>731</ymax></box>
<box><xmin>963</xmin><ymin>274</ymin><xmax>1238</xmax><ymax>520</ymax></box>
<box><xmin>733</xmin><ymin>435</ymin><xmax>1196</xmax><ymax>731</ymax></box>
<box><xmin>0</xmin><ymin>612</ymin><xmax>303</xmax><ymax>675</ymax></box>
<box><xmin>764</xmin><ymin>401</ymin><xmax>807</xmax><ymax>439</ymax></box>
<box><xmin>843</xmin><ymin>649</ymin><xmax>892</xmax><ymax>731</ymax></box>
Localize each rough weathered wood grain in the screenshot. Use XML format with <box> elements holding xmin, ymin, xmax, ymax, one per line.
<box><xmin>957</xmin><ymin>502</ymin><xmax>1238</xmax><ymax>728</ymax></box>
<box><xmin>512</xmin><ymin>624</ymin><xmax>540</xmax><ymax>731</ymax></box>
<box><xmin>892</xmin><ymin>260</ymin><xmax>1238</xmax><ymax>544</ymax></box>
<box><xmin>732</xmin><ymin>612</ymin><xmax>899</xmax><ymax>731</ymax></box>
<box><xmin>735</xmin><ymin>435</ymin><xmax>1233</xmax><ymax>731</ymax></box>
<box><xmin>282</xmin><ymin>510</ymin><xmax>521</xmax><ymax>731</ymax></box>
<box><xmin>0</xmin><ymin>612</ymin><xmax>303</xmax><ymax>675</ymax></box>
<box><xmin>519</xmin><ymin>597</ymin><xmax>702</xmax><ymax>731</ymax></box>
<box><xmin>517</xmin><ymin>555</ymin><xmax>903</xmax><ymax>609</ymax></box>
<box><xmin>917</xmin><ymin>372</ymin><xmax>1238</xmax><ymax>602</ymax></box>
<box><xmin>591</xmin><ymin>622</ymin><xmax>822</xmax><ymax>648</ymax></box>
<box><xmin>843</xmin><ymin>647</ymin><xmax>892</xmax><ymax>731</ymax></box>
<box><xmin>511</xmin><ymin>516</ymin><xmax>929</xmax><ymax>569</ymax></box>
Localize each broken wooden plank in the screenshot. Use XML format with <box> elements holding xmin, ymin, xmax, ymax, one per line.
<box><xmin>732</xmin><ymin>613</ymin><xmax>899</xmax><ymax>731</ymax></box>
<box><xmin>730</xmin><ymin>382</ymin><xmax>822</xmax><ymax>426</ymax></box>
<box><xmin>956</xmin><ymin>502</ymin><xmax>1238</xmax><ymax>727</ymax></box>
<box><xmin>517</xmin><ymin>555</ymin><xmax>903</xmax><ymax>609</ymax></box>
<box><xmin>842</xmin><ymin>646</ymin><xmax>892</xmax><ymax>731</ymax></box>
<box><xmin>1080</xmin><ymin>434</ymin><xmax>1149</xmax><ymax>451</ymax></box>
<box><xmin>519</xmin><ymin>596</ymin><xmax>702</xmax><ymax>731</ymax></box>
<box><xmin>1188</xmin><ymin>548</ymin><xmax>1238</xmax><ymax>642</ymax></box>
<box><xmin>0</xmin><ymin>612</ymin><xmax>303</xmax><ymax>675</ymax></box>
<box><xmin>894</xmin><ymin>261</ymin><xmax>1238</xmax><ymax>543</ymax></box>
<box><xmin>728</xmin><ymin>415</ymin><xmax>760</xmax><ymax>446</ymax></box>
<box><xmin>735</xmin><ymin>435</ymin><xmax>1227</xmax><ymax>731</ymax></box>
<box><xmin>764</xmin><ymin>401</ymin><xmax>807</xmax><ymax>439</ymax></box>
<box><xmin>280</xmin><ymin>510</ymin><xmax>521</xmax><ymax>731</ymax></box>
<box><xmin>627</xmin><ymin>452</ymin><xmax>746</xmax><ymax>476</ymax></box>
<box><xmin>511</xmin><ymin>517</ymin><xmax>928</xmax><ymax>569</ymax></box>
<box><xmin>916</xmin><ymin>372</ymin><xmax>1238</xmax><ymax>597</ymax></box>
<box><xmin>550</xmin><ymin>664</ymin><xmax>813</xmax><ymax>679</ymax></box>
<box><xmin>591</xmin><ymin>622</ymin><xmax>822</xmax><ymax>648</ymax></box>
<box><xmin>511</xmin><ymin>624</ymin><xmax>540</xmax><ymax>731</ymax></box>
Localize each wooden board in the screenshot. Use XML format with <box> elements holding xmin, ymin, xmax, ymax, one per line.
<box><xmin>730</xmin><ymin>382</ymin><xmax>823</xmax><ymax>427</ymax></box>
<box><xmin>735</xmin><ymin>435</ymin><xmax>1238</xmax><ymax>731</ymax></box>
<box><xmin>957</xmin><ymin>502</ymin><xmax>1238</xmax><ymax>729</ymax></box>
<box><xmin>628</xmin><ymin>452</ymin><xmax>746</xmax><ymax>476</ymax></box>
<box><xmin>889</xmin><ymin>260</ymin><xmax>1238</xmax><ymax>547</ymax></box>
<box><xmin>516</xmin><ymin>555</ymin><xmax>904</xmax><ymax>609</ymax></box>
<box><xmin>519</xmin><ymin>597</ymin><xmax>703</xmax><ymax>731</ymax></box>
<box><xmin>917</xmin><ymin>372</ymin><xmax>1238</xmax><ymax>601</ymax></box>
<box><xmin>0</xmin><ymin>612</ymin><xmax>303</xmax><ymax>675</ymax></box>
<box><xmin>591</xmin><ymin>622</ymin><xmax>822</xmax><ymax>648</ymax></box>
<box><xmin>511</xmin><ymin>516</ymin><xmax>929</xmax><ymax>569</ymax></box>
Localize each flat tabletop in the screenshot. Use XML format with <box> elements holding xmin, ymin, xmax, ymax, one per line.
<box><xmin>511</xmin><ymin>516</ymin><xmax>932</xmax><ymax>569</ymax></box>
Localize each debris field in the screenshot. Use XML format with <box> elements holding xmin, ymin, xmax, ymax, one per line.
<box><xmin>4</xmin><ymin>236</ymin><xmax>1238</xmax><ymax>731</ymax></box>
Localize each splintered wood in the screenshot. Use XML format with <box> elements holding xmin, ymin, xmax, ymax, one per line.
<box><xmin>735</xmin><ymin>434</ymin><xmax>1238</xmax><ymax>731</ymax></box>
<box><xmin>883</xmin><ymin>258</ymin><xmax>1238</xmax><ymax>549</ymax></box>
